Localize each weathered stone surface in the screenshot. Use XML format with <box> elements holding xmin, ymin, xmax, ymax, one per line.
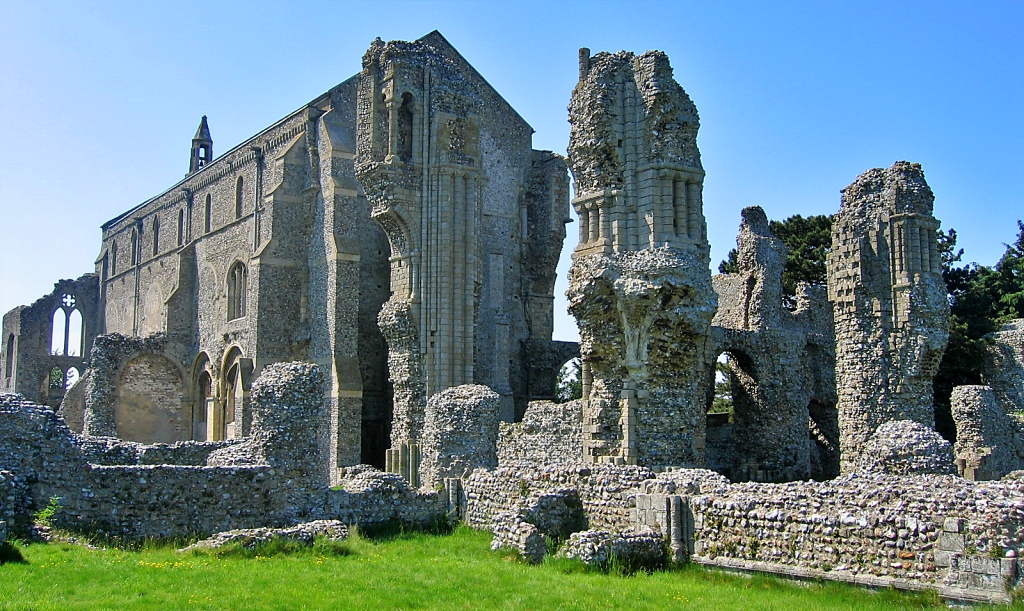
<box><xmin>420</xmin><ymin>385</ymin><xmax>500</xmax><ymax>489</ymax></box>
<box><xmin>982</xmin><ymin>320</ymin><xmax>1024</xmax><ymax>412</ymax></box>
<box><xmin>490</xmin><ymin>514</ymin><xmax>546</xmax><ymax>564</ymax></box>
<box><xmin>567</xmin><ymin>48</ymin><xmax>715</xmax><ymax>468</ymax></box>
<box><xmin>498</xmin><ymin>399</ymin><xmax>583</xmax><ymax>466</ymax></box>
<box><xmin>951</xmin><ymin>385</ymin><xmax>1024</xmax><ymax>479</ymax></box>
<box><xmin>691</xmin><ymin>472</ymin><xmax>1024</xmax><ymax>591</ymax></box>
<box><xmin>708</xmin><ymin>207</ymin><xmax>838</xmax><ymax>481</ymax></box>
<box><xmin>827</xmin><ymin>161</ymin><xmax>950</xmax><ymax>473</ymax></box>
<box><xmin>557</xmin><ymin>529</ymin><xmax>665</xmax><ymax>569</ymax></box>
<box><xmin>853</xmin><ymin>420</ymin><xmax>956</xmax><ymax>476</ymax></box>
<box><xmin>179</xmin><ymin>520</ymin><xmax>349</xmax><ymax>552</ymax></box>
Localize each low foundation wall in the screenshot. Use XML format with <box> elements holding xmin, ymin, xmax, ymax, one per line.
<box><xmin>465</xmin><ymin>464</ymin><xmax>653</xmax><ymax>532</ymax></box>
<box><xmin>688</xmin><ymin>474</ymin><xmax>1024</xmax><ymax>603</ymax></box>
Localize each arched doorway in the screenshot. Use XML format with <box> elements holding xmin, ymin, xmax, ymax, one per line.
<box><xmin>703</xmin><ymin>348</ymin><xmax>762</xmax><ymax>481</ymax></box>
<box><xmin>192</xmin><ymin>352</ymin><xmax>213</xmax><ymax>441</ymax></box>
<box><xmin>220</xmin><ymin>346</ymin><xmax>247</xmax><ymax>440</ymax></box>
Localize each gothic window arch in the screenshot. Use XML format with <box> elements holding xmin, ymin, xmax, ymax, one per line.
<box><xmin>205</xmin><ymin>194</ymin><xmax>212</xmax><ymax>234</ymax></box>
<box><xmin>235</xmin><ymin>176</ymin><xmax>244</xmax><ymax>219</ymax></box>
<box><xmin>227</xmin><ymin>261</ymin><xmax>247</xmax><ymax>320</ymax></box>
<box><xmin>110</xmin><ymin>241</ymin><xmax>118</xmax><ymax>276</ymax></box>
<box><xmin>177</xmin><ymin>209</ymin><xmax>185</xmax><ymax>246</ymax></box>
<box><xmin>130</xmin><ymin>228</ymin><xmax>139</xmax><ymax>265</ymax></box>
<box><xmin>152</xmin><ymin>216</ymin><xmax>160</xmax><ymax>256</ymax></box>
<box><xmin>50</xmin><ymin>294</ymin><xmax>83</xmax><ymax>357</ymax></box>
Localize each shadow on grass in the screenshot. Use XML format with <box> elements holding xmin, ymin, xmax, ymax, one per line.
<box><xmin>0</xmin><ymin>541</ymin><xmax>27</xmax><ymax>564</ymax></box>
<box><xmin>354</xmin><ymin>517</ymin><xmax>456</xmax><ymax>543</ymax></box>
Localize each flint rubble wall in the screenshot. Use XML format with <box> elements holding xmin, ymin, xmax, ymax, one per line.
<box><xmin>497</xmin><ymin>399</ymin><xmax>583</xmax><ymax>465</ymax></box>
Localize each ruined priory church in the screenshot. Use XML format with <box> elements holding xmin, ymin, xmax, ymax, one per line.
<box><xmin>1</xmin><ymin>31</ymin><xmax>577</xmax><ymax>471</ymax></box>
<box><xmin>9</xmin><ymin>30</ymin><xmax>1024</xmax><ymax>602</ymax></box>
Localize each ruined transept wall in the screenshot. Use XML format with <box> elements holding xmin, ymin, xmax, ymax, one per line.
<box><xmin>707</xmin><ymin>207</ymin><xmax>838</xmax><ymax>481</ymax></box>
<box><xmin>354</xmin><ymin>33</ymin><xmax>570</xmax><ymax>483</ymax></box>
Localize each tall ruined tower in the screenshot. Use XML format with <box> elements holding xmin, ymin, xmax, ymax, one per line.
<box><xmin>355</xmin><ymin>33</ymin><xmax>569</xmax><ymax>483</ymax></box>
<box><xmin>827</xmin><ymin>161</ymin><xmax>950</xmax><ymax>473</ymax></box>
<box><xmin>567</xmin><ymin>49</ymin><xmax>717</xmax><ymax>467</ymax></box>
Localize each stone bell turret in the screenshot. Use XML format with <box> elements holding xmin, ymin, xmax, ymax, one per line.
<box><xmin>188</xmin><ymin>116</ymin><xmax>213</xmax><ymax>175</ymax></box>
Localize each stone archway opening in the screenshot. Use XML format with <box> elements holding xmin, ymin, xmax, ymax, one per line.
<box><xmin>220</xmin><ymin>347</ymin><xmax>247</xmax><ymax>441</ymax></box>
<box><xmin>704</xmin><ymin>348</ymin><xmax>761</xmax><ymax>481</ymax></box>
<box><xmin>555</xmin><ymin>357</ymin><xmax>582</xmax><ymax>404</ymax></box>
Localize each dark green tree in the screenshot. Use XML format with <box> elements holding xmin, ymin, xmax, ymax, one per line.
<box><xmin>718</xmin><ymin>214</ymin><xmax>833</xmax><ymax>296</ymax></box>
<box><xmin>709</xmin><ymin>359</ymin><xmax>733</xmax><ymax>416</ymax></box>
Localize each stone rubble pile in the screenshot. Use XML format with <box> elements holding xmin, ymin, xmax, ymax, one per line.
<box><xmin>179</xmin><ymin>520</ymin><xmax>349</xmax><ymax>552</ymax></box>
<box><xmin>557</xmin><ymin>529</ymin><xmax>666</xmax><ymax>570</ymax></box>
<box><xmin>853</xmin><ymin>420</ymin><xmax>956</xmax><ymax>476</ymax></box>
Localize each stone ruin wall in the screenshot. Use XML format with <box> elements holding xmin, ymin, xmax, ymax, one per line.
<box><xmin>951</xmin><ymin>320</ymin><xmax>1024</xmax><ymax>479</ymax></box>
<box><xmin>827</xmin><ymin>161</ymin><xmax>951</xmax><ymax>473</ymax></box>
<box><xmin>354</xmin><ymin>34</ymin><xmax>572</xmax><ymax>484</ymax></box>
<box><xmin>707</xmin><ymin>206</ymin><xmax>838</xmax><ymax>481</ymax></box>
<box><xmin>498</xmin><ymin>399</ymin><xmax>584</xmax><ymax>466</ymax></box>
<box><xmin>1</xmin><ymin>275</ymin><xmax>100</xmax><ymax>411</ymax></box>
<box><xmin>0</xmin><ymin>363</ymin><xmax>449</xmax><ymax>539</ymax></box>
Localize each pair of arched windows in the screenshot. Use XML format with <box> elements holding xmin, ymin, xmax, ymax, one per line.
<box><xmin>227</xmin><ymin>262</ymin><xmax>248</xmax><ymax>320</ymax></box>
<box><xmin>202</xmin><ymin>177</ymin><xmax>245</xmax><ymax>234</ymax></box>
<box><xmin>51</xmin><ymin>294</ymin><xmax>83</xmax><ymax>357</ymax></box>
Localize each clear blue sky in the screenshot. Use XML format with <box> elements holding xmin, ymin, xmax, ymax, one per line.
<box><xmin>1</xmin><ymin>1</ymin><xmax>1021</xmax><ymax>342</ymax></box>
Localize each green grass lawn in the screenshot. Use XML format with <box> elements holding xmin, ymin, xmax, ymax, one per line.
<box><xmin>0</xmin><ymin>527</ymin><xmax>1014</xmax><ymax>610</ymax></box>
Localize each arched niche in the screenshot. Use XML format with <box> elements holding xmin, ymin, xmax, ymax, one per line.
<box><xmin>115</xmin><ymin>353</ymin><xmax>185</xmax><ymax>443</ymax></box>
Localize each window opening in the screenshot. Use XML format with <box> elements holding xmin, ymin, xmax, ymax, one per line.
<box><xmin>398</xmin><ymin>92</ymin><xmax>414</xmax><ymax>162</ymax></box>
<box><xmin>130</xmin><ymin>229</ymin><xmax>139</xmax><ymax>265</ymax></box>
<box><xmin>51</xmin><ymin>294</ymin><xmax>83</xmax><ymax>357</ymax></box>
<box><xmin>67</xmin><ymin>308</ymin><xmax>83</xmax><ymax>357</ymax></box>
<box><xmin>177</xmin><ymin>209</ymin><xmax>185</xmax><ymax>246</ymax></box>
<box><xmin>227</xmin><ymin>262</ymin><xmax>247</xmax><ymax>320</ymax></box>
<box><xmin>48</xmin><ymin>366</ymin><xmax>64</xmax><ymax>392</ymax></box>
<box><xmin>110</xmin><ymin>241</ymin><xmax>118</xmax><ymax>276</ymax></box>
<box><xmin>235</xmin><ymin>176</ymin><xmax>244</xmax><ymax>219</ymax></box>
<box><xmin>152</xmin><ymin>217</ymin><xmax>160</xmax><ymax>255</ymax></box>
<box><xmin>5</xmin><ymin>334</ymin><xmax>14</xmax><ymax>379</ymax></box>
<box><xmin>204</xmin><ymin>194</ymin><xmax>212</xmax><ymax>233</ymax></box>
<box><xmin>65</xmin><ymin>366</ymin><xmax>80</xmax><ymax>391</ymax></box>
<box><xmin>50</xmin><ymin>309</ymin><xmax>66</xmax><ymax>355</ymax></box>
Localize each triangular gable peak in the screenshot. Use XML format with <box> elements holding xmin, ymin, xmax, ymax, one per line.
<box><xmin>415</xmin><ymin>30</ymin><xmax>532</xmax><ymax>134</ymax></box>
